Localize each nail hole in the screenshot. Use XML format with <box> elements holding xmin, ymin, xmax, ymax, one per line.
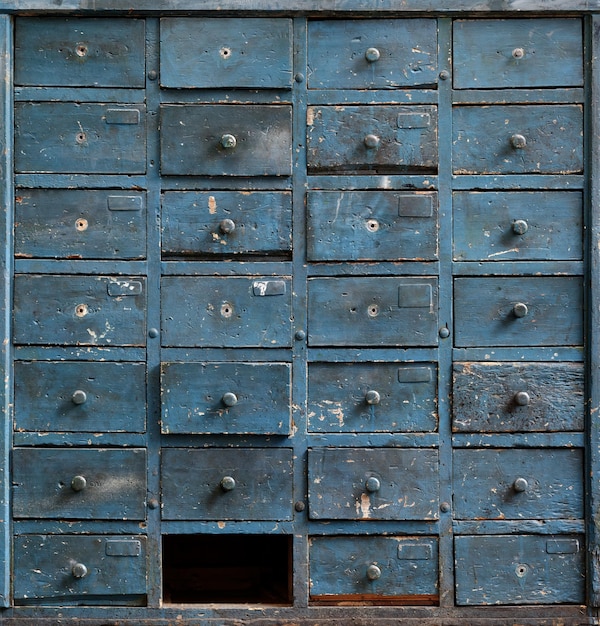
<box><xmin>75</xmin><ymin>218</ymin><xmax>88</xmax><ymax>232</ymax></box>
<box><xmin>220</xmin><ymin>47</ymin><xmax>232</xmax><ymax>59</ymax></box>
<box><xmin>76</xmin><ymin>132</ymin><xmax>87</xmax><ymax>144</ymax></box>
<box><xmin>75</xmin><ymin>304</ymin><xmax>88</xmax><ymax>317</ymax></box>
<box><xmin>75</xmin><ymin>44</ymin><xmax>88</xmax><ymax>57</ymax></box>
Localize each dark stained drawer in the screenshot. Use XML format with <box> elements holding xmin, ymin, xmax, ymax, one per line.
<box><xmin>161</xmin><ymin>447</ymin><xmax>293</xmax><ymax>521</ymax></box>
<box><xmin>307</xmin><ymin>105</ymin><xmax>437</xmax><ymax>172</ymax></box>
<box><xmin>453</xmin><ymin>362</ymin><xmax>584</xmax><ymax>433</ymax></box>
<box><xmin>309</xmin><ymin>536</ymin><xmax>438</xmax><ymax>603</ymax></box>
<box><xmin>307</xmin><ymin>191</ymin><xmax>438</xmax><ymax>262</ymax></box>
<box><xmin>307</xmin><ymin>19</ymin><xmax>437</xmax><ymax>89</ymax></box>
<box><xmin>160</xmin><ymin>18</ymin><xmax>292</xmax><ymax>88</ymax></box>
<box><xmin>453</xmin><ymin>448</ymin><xmax>583</xmax><ymax>520</ymax></box>
<box><xmin>308</xmin><ymin>362</ymin><xmax>437</xmax><ymax>433</ymax></box>
<box><xmin>12</xmin><ymin>448</ymin><xmax>147</xmax><ymax>520</ymax></box>
<box><xmin>308</xmin><ymin>448</ymin><xmax>439</xmax><ymax>521</ymax></box>
<box><xmin>161</xmin><ymin>361</ymin><xmax>291</xmax><ymax>435</ymax></box>
<box><xmin>14</xmin><ymin>361</ymin><xmax>146</xmax><ymax>433</ymax></box>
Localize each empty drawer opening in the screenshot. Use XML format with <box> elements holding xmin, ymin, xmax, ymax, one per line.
<box><xmin>162</xmin><ymin>534</ymin><xmax>292</xmax><ymax>605</ymax></box>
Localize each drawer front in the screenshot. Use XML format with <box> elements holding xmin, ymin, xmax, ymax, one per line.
<box><xmin>15</xmin><ymin>189</ymin><xmax>146</xmax><ymax>260</ymax></box>
<box><xmin>161</xmin><ymin>448</ymin><xmax>293</xmax><ymax>521</ymax></box>
<box><xmin>308</xmin><ymin>277</ymin><xmax>438</xmax><ymax>347</ymax></box>
<box><xmin>308</xmin><ymin>448</ymin><xmax>439</xmax><ymax>520</ymax></box>
<box><xmin>455</xmin><ymin>535</ymin><xmax>584</xmax><ymax>605</ymax></box>
<box><xmin>453</xmin><ymin>276</ymin><xmax>583</xmax><ymax>348</ymax></box>
<box><xmin>161</xmin><ymin>362</ymin><xmax>291</xmax><ymax>435</ymax></box>
<box><xmin>307</xmin><ymin>105</ymin><xmax>438</xmax><ymax>172</ymax></box>
<box><xmin>453</xmin><ymin>191</ymin><xmax>583</xmax><ymax>262</ymax></box>
<box><xmin>14</xmin><ymin>361</ymin><xmax>146</xmax><ymax>433</ymax></box>
<box><xmin>452</xmin><ymin>105</ymin><xmax>583</xmax><ymax>175</ymax></box>
<box><xmin>453</xmin><ymin>362</ymin><xmax>584</xmax><ymax>433</ymax></box>
<box><xmin>307</xmin><ymin>19</ymin><xmax>437</xmax><ymax>89</ymax></box>
<box><xmin>161</xmin><ymin>191</ymin><xmax>292</xmax><ymax>257</ymax></box>
<box><xmin>160</xmin><ymin>18</ymin><xmax>292</xmax><ymax>88</ymax></box>
<box><xmin>161</xmin><ymin>276</ymin><xmax>291</xmax><ymax>348</ymax></box>
<box><xmin>307</xmin><ymin>191</ymin><xmax>438</xmax><ymax>262</ymax></box>
<box><xmin>160</xmin><ymin>105</ymin><xmax>292</xmax><ymax>176</ymax></box>
<box><xmin>308</xmin><ymin>362</ymin><xmax>437</xmax><ymax>433</ymax></box>
<box><xmin>453</xmin><ymin>448</ymin><xmax>583</xmax><ymax>520</ymax></box>
<box><xmin>12</xmin><ymin>448</ymin><xmax>147</xmax><ymax>520</ymax></box>
<box><xmin>453</xmin><ymin>18</ymin><xmax>583</xmax><ymax>89</ymax></box>
<box><xmin>13</xmin><ymin>275</ymin><xmax>147</xmax><ymax>347</ymax></box>
<box><xmin>309</xmin><ymin>536</ymin><xmax>438</xmax><ymax>602</ymax></box>
<box><xmin>15</xmin><ymin>18</ymin><xmax>146</xmax><ymax>87</ymax></box>
<box><xmin>15</xmin><ymin>103</ymin><xmax>146</xmax><ymax>174</ymax></box>
<box><xmin>14</xmin><ymin>535</ymin><xmax>147</xmax><ymax>603</ymax></box>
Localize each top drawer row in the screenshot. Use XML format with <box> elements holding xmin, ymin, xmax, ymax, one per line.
<box><xmin>14</xmin><ymin>17</ymin><xmax>582</xmax><ymax>90</ymax></box>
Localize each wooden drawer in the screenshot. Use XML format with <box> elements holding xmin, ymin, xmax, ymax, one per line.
<box><xmin>161</xmin><ymin>448</ymin><xmax>293</xmax><ymax>521</ymax></box>
<box><xmin>453</xmin><ymin>362</ymin><xmax>584</xmax><ymax>433</ymax></box>
<box><xmin>160</xmin><ymin>18</ymin><xmax>292</xmax><ymax>88</ymax></box>
<box><xmin>308</xmin><ymin>362</ymin><xmax>437</xmax><ymax>433</ymax></box>
<box><xmin>12</xmin><ymin>448</ymin><xmax>147</xmax><ymax>520</ymax></box>
<box><xmin>455</xmin><ymin>535</ymin><xmax>584</xmax><ymax>605</ymax></box>
<box><xmin>307</xmin><ymin>19</ymin><xmax>437</xmax><ymax>89</ymax></box>
<box><xmin>308</xmin><ymin>448</ymin><xmax>439</xmax><ymax>521</ymax></box>
<box><xmin>307</xmin><ymin>191</ymin><xmax>438</xmax><ymax>262</ymax></box>
<box><xmin>161</xmin><ymin>361</ymin><xmax>291</xmax><ymax>435</ymax></box>
<box><xmin>14</xmin><ymin>361</ymin><xmax>146</xmax><ymax>433</ymax></box>
<box><xmin>453</xmin><ymin>448</ymin><xmax>583</xmax><ymax>520</ymax></box>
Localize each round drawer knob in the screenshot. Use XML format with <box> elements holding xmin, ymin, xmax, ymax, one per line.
<box><xmin>71</xmin><ymin>475</ymin><xmax>87</xmax><ymax>492</ymax></box>
<box><xmin>365</xmin><ymin>47</ymin><xmax>381</xmax><ymax>62</ymax></box>
<box><xmin>222</xmin><ymin>392</ymin><xmax>238</xmax><ymax>407</ymax></box>
<box><xmin>365</xmin><ymin>476</ymin><xmax>381</xmax><ymax>493</ymax></box>
<box><xmin>512</xmin><ymin>47</ymin><xmax>525</xmax><ymax>59</ymax></box>
<box><xmin>513</xmin><ymin>477</ymin><xmax>529</xmax><ymax>493</ymax></box>
<box><xmin>512</xmin><ymin>219</ymin><xmax>529</xmax><ymax>235</ymax></box>
<box><xmin>514</xmin><ymin>391</ymin><xmax>530</xmax><ymax>406</ymax></box>
<box><xmin>365</xmin><ymin>390</ymin><xmax>381</xmax><ymax>405</ymax></box>
<box><xmin>510</xmin><ymin>134</ymin><xmax>527</xmax><ymax>149</ymax></box>
<box><xmin>364</xmin><ymin>134</ymin><xmax>381</xmax><ymax>149</ymax></box>
<box><xmin>366</xmin><ymin>564</ymin><xmax>382</xmax><ymax>580</ymax></box>
<box><xmin>71</xmin><ymin>390</ymin><xmax>87</xmax><ymax>405</ymax></box>
<box><xmin>220</xmin><ymin>476</ymin><xmax>236</xmax><ymax>491</ymax></box>
<box><xmin>220</xmin><ymin>133</ymin><xmax>237</xmax><ymax>149</ymax></box>
<box><xmin>72</xmin><ymin>562</ymin><xmax>88</xmax><ymax>578</ymax></box>
<box><xmin>513</xmin><ymin>302</ymin><xmax>529</xmax><ymax>318</ymax></box>
<box><xmin>219</xmin><ymin>218</ymin><xmax>236</xmax><ymax>234</ymax></box>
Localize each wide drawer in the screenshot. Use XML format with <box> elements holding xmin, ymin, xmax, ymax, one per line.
<box><xmin>307</xmin><ymin>19</ymin><xmax>437</xmax><ymax>89</ymax></box>
<box><xmin>307</xmin><ymin>105</ymin><xmax>437</xmax><ymax>172</ymax></box>
<box><xmin>307</xmin><ymin>191</ymin><xmax>438</xmax><ymax>262</ymax></box>
<box><xmin>453</xmin><ymin>362</ymin><xmax>584</xmax><ymax>433</ymax></box>
<box><xmin>309</xmin><ymin>536</ymin><xmax>438</xmax><ymax>604</ymax></box>
<box><xmin>308</xmin><ymin>362</ymin><xmax>437</xmax><ymax>433</ymax></box>
<box><xmin>15</xmin><ymin>189</ymin><xmax>146</xmax><ymax>260</ymax></box>
<box><xmin>160</xmin><ymin>18</ymin><xmax>292</xmax><ymax>88</ymax></box>
<box><xmin>308</xmin><ymin>448</ymin><xmax>439</xmax><ymax>520</ymax></box>
<box><xmin>453</xmin><ymin>448</ymin><xmax>583</xmax><ymax>520</ymax></box>
<box><xmin>161</xmin><ymin>447</ymin><xmax>293</xmax><ymax>521</ymax></box>
<box><xmin>15</xmin><ymin>103</ymin><xmax>146</xmax><ymax>174</ymax></box>
<box><xmin>452</xmin><ymin>105</ymin><xmax>583</xmax><ymax>175</ymax></box>
<box><xmin>14</xmin><ymin>534</ymin><xmax>147</xmax><ymax>604</ymax></box>
<box><xmin>13</xmin><ymin>275</ymin><xmax>147</xmax><ymax>347</ymax></box>
<box><xmin>161</xmin><ymin>362</ymin><xmax>291</xmax><ymax>435</ymax></box>
<box><xmin>14</xmin><ymin>361</ymin><xmax>146</xmax><ymax>433</ymax></box>
<box><xmin>455</xmin><ymin>535</ymin><xmax>584</xmax><ymax>605</ymax></box>
<box><xmin>12</xmin><ymin>448</ymin><xmax>147</xmax><ymax>520</ymax></box>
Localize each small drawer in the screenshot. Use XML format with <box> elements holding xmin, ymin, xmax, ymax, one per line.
<box><xmin>13</xmin><ymin>275</ymin><xmax>147</xmax><ymax>347</ymax></box>
<box><xmin>307</xmin><ymin>191</ymin><xmax>438</xmax><ymax>262</ymax></box>
<box><xmin>455</xmin><ymin>535</ymin><xmax>584</xmax><ymax>605</ymax></box>
<box><xmin>453</xmin><ymin>362</ymin><xmax>584</xmax><ymax>433</ymax></box>
<box><xmin>12</xmin><ymin>448</ymin><xmax>147</xmax><ymax>520</ymax></box>
<box><xmin>14</xmin><ymin>534</ymin><xmax>147</xmax><ymax>604</ymax></box>
<box><xmin>308</xmin><ymin>362</ymin><xmax>437</xmax><ymax>433</ymax></box>
<box><xmin>307</xmin><ymin>19</ymin><xmax>437</xmax><ymax>89</ymax></box>
<box><xmin>161</xmin><ymin>362</ymin><xmax>291</xmax><ymax>435</ymax></box>
<box><xmin>161</xmin><ymin>448</ymin><xmax>293</xmax><ymax>521</ymax></box>
<box><xmin>160</xmin><ymin>18</ymin><xmax>292</xmax><ymax>88</ymax></box>
<box><xmin>308</xmin><ymin>448</ymin><xmax>439</xmax><ymax>520</ymax></box>
<box><xmin>453</xmin><ymin>191</ymin><xmax>583</xmax><ymax>262</ymax></box>
<box><xmin>453</xmin><ymin>276</ymin><xmax>583</xmax><ymax>348</ymax></box>
<box><xmin>15</xmin><ymin>18</ymin><xmax>146</xmax><ymax>87</ymax></box>
<box><xmin>452</xmin><ymin>105</ymin><xmax>583</xmax><ymax>175</ymax></box>
<box><xmin>14</xmin><ymin>361</ymin><xmax>146</xmax><ymax>433</ymax></box>
<box><xmin>161</xmin><ymin>276</ymin><xmax>292</xmax><ymax>348</ymax></box>
<box><xmin>15</xmin><ymin>189</ymin><xmax>146</xmax><ymax>260</ymax></box>
<box><xmin>453</xmin><ymin>18</ymin><xmax>583</xmax><ymax>89</ymax></box>
<box><xmin>307</xmin><ymin>105</ymin><xmax>437</xmax><ymax>172</ymax></box>
<box><xmin>309</xmin><ymin>536</ymin><xmax>438</xmax><ymax>604</ymax></box>
<box><xmin>453</xmin><ymin>448</ymin><xmax>583</xmax><ymax>520</ymax></box>
<box><xmin>161</xmin><ymin>191</ymin><xmax>292</xmax><ymax>258</ymax></box>
<box><xmin>15</xmin><ymin>103</ymin><xmax>146</xmax><ymax>174</ymax></box>
<box><xmin>160</xmin><ymin>105</ymin><xmax>292</xmax><ymax>176</ymax></box>
<box><xmin>308</xmin><ymin>277</ymin><xmax>438</xmax><ymax>347</ymax></box>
